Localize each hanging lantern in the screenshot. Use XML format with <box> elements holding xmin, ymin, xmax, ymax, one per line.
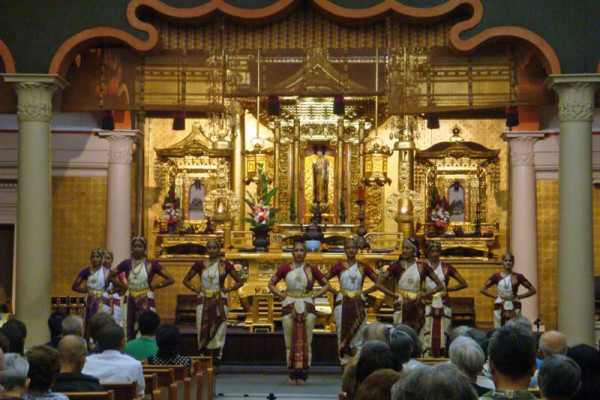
<box><xmin>245</xmin><ymin>137</ymin><xmax>274</xmax><ymax>185</ymax></box>
<box><xmin>363</xmin><ymin>138</ymin><xmax>392</xmax><ymax>186</ymax></box>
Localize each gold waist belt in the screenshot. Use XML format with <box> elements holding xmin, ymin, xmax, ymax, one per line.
<box><xmin>201</xmin><ymin>289</ymin><xmax>222</xmax><ymax>298</ymax></box>
<box><xmin>129</xmin><ymin>288</ymin><xmax>150</xmax><ymax>298</ymax></box>
<box><xmin>88</xmin><ymin>290</ymin><xmax>104</xmax><ymax>296</ymax></box>
<box><xmin>432</xmin><ymin>291</ymin><xmax>447</xmax><ymax>299</ymax></box>
<box><xmin>340</xmin><ymin>289</ymin><xmax>362</xmax><ymax>298</ymax></box>
<box><xmin>397</xmin><ymin>289</ymin><xmax>420</xmax><ymax>300</ymax></box>
<box><xmin>287</xmin><ymin>290</ymin><xmax>310</xmax><ymax>298</ymax></box>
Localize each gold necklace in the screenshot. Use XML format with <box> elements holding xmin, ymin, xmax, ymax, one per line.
<box><xmin>130</xmin><ymin>259</ymin><xmax>145</xmax><ymax>278</ymax></box>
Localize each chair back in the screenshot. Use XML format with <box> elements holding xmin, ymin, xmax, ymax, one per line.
<box><xmin>62</xmin><ymin>391</ymin><xmax>115</xmax><ymax>400</ymax></box>
<box><xmin>100</xmin><ymin>382</ymin><xmax>137</xmax><ymax>400</ymax></box>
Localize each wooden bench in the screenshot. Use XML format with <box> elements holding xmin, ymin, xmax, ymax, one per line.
<box><xmin>63</xmin><ymin>391</ymin><xmax>115</xmax><ymax>400</ymax></box>
<box><xmin>451</xmin><ymin>297</ymin><xmax>476</xmax><ymax>327</ymax></box>
<box><xmin>143</xmin><ymin>373</ymin><xmax>161</xmax><ymax>400</ymax></box>
<box><xmin>189</xmin><ymin>357</ymin><xmax>213</xmax><ymax>400</ymax></box>
<box><xmin>141</xmin><ymin>367</ymin><xmax>178</xmax><ymax>400</ymax></box>
<box><xmin>416</xmin><ymin>357</ymin><xmax>450</xmax><ymax>366</ymax></box>
<box><xmin>175</xmin><ymin>295</ymin><xmax>197</xmax><ymax>325</ymax></box>
<box><xmin>101</xmin><ymin>382</ymin><xmax>138</xmax><ymax>400</ymax></box>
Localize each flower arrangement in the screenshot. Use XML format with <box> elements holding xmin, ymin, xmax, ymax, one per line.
<box><xmin>162</xmin><ymin>184</ymin><xmax>182</xmax><ymax>226</ymax></box>
<box><xmin>427</xmin><ymin>187</ymin><xmax>451</xmax><ymax>230</ymax></box>
<box><xmin>244</xmin><ymin>166</ymin><xmax>279</xmax><ymax>228</ymax></box>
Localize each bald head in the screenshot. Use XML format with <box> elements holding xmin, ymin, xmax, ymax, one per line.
<box><xmin>539</xmin><ymin>331</ymin><xmax>567</xmax><ymax>359</ymax></box>
<box><xmin>58</xmin><ymin>335</ymin><xmax>87</xmax><ymax>373</ymax></box>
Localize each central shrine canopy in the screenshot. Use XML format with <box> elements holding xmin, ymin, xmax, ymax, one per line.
<box><xmin>0</xmin><ymin>0</ymin><xmax>599</xmax><ymax>77</ymax></box>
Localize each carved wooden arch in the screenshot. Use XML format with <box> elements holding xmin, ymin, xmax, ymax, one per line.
<box><xmin>48</xmin><ymin>0</ymin><xmax>561</xmax><ymax>78</ymax></box>
<box><xmin>0</xmin><ymin>40</ymin><xmax>16</xmax><ymax>73</ymax></box>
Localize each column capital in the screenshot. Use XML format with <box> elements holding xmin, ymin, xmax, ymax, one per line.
<box><xmin>501</xmin><ymin>131</ymin><xmax>546</xmax><ymax>167</ymax></box>
<box><xmin>1</xmin><ymin>74</ymin><xmax>68</xmax><ymax>123</ymax></box>
<box><xmin>97</xmin><ymin>129</ymin><xmax>142</xmax><ymax>165</ymax></box>
<box><xmin>546</xmin><ymin>74</ymin><xmax>600</xmax><ymax>123</ymax></box>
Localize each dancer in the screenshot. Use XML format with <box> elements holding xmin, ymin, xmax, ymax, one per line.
<box><xmin>480</xmin><ymin>251</ymin><xmax>536</xmax><ymax>328</ymax></box>
<box><xmin>71</xmin><ymin>249</ymin><xmax>112</xmax><ymax>337</ymax></box>
<box><xmin>108</xmin><ymin>237</ymin><xmax>175</xmax><ymax>340</ymax></box>
<box><xmin>182</xmin><ymin>238</ymin><xmax>243</xmax><ymax>365</ymax></box>
<box><xmin>419</xmin><ymin>241</ymin><xmax>468</xmax><ymax>356</ymax></box>
<box><xmin>102</xmin><ymin>249</ymin><xmax>124</xmax><ymax>325</ymax></box>
<box><xmin>268</xmin><ymin>241</ymin><xmax>331</xmax><ymax>385</ymax></box>
<box><xmin>376</xmin><ymin>238</ymin><xmax>443</xmax><ymax>334</ymax></box>
<box><xmin>326</xmin><ymin>238</ymin><xmax>379</xmax><ymax>365</ymax></box>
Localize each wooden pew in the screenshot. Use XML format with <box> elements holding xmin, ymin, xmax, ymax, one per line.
<box><xmin>144</xmin><ymin>365</ymin><xmax>191</xmax><ymax>400</ymax></box>
<box><xmin>63</xmin><ymin>391</ymin><xmax>115</xmax><ymax>400</ymax></box>
<box><xmin>141</xmin><ymin>367</ymin><xmax>177</xmax><ymax>400</ymax></box>
<box><xmin>101</xmin><ymin>382</ymin><xmax>138</xmax><ymax>400</ymax></box>
<box><xmin>189</xmin><ymin>357</ymin><xmax>213</xmax><ymax>400</ymax></box>
<box><xmin>416</xmin><ymin>357</ymin><xmax>450</xmax><ymax>366</ymax></box>
<box><xmin>143</xmin><ymin>373</ymin><xmax>161</xmax><ymax>400</ymax></box>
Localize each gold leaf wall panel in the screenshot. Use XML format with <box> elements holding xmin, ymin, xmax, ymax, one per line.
<box><xmin>536</xmin><ymin>180</ymin><xmax>558</xmax><ymax>330</ymax></box>
<box><xmin>51</xmin><ymin>177</ymin><xmax>107</xmax><ymax>296</ymax></box>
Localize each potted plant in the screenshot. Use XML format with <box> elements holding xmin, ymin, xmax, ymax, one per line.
<box><xmin>244</xmin><ymin>166</ymin><xmax>279</xmax><ymax>251</ymax></box>
<box><xmin>162</xmin><ymin>184</ymin><xmax>182</xmax><ymax>233</ymax></box>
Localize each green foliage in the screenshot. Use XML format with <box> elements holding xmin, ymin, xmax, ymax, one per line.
<box><xmin>244</xmin><ymin>166</ymin><xmax>279</xmax><ymax>228</ymax></box>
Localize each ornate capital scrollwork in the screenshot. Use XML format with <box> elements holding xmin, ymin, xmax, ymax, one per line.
<box><xmin>548</xmin><ymin>79</ymin><xmax>599</xmax><ymax>123</ymax></box>
<box><xmin>503</xmin><ymin>135</ymin><xmax>544</xmax><ymax>167</ymax></box>
<box><xmin>98</xmin><ymin>131</ymin><xmax>140</xmax><ymax>165</ymax></box>
<box><xmin>13</xmin><ymin>82</ymin><xmax>58</xmax><ymax>123</ymax></box>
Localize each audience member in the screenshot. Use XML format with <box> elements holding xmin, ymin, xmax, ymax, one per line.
<box><xmin>1</xmin><ymin>353</ymin><xmax>30</xmax><ymax>399</ymax></box>
<box><xmin>45</xmin><ymin>313</ymin><xmax>65</xmax><ymax>349</ymax></box>
<box><xmin>481</xmin><ymin>324</ymin><xmax>536</xmax><ymax>399</ymax></box>
<box><xmin>1</xmin><ymin>320</ymin><xmax>27</xmax><ymax>355</ymax></box>
<box><xmin>86</xmin><ymin>312</ymin><xmax>115</xmax><ymax>353</ymax></box>
<box><xmin>362</xmin><ymin>322</ymin><xmax>390</xmax><ymax>345</ymax></box>
<box><xmin>124</xmin><ymin>310</ymin><xmax>159</xmax><ymax>361</ymax></box>
<box><xmin>447</xmin><ymin>325</ymin><xmax>471</xmax><ymax>346</ymax></box>
<box><xmin>506</xmin><ymin>315</ymin><xmax>533</xmax><ymax>332</ymax></box>
<box><xmin>566</xmin><ymin>344</ymin><xmax>600</xmax><ymax>400</ymax></box>
<box><xmin>391</xmin><ymin>363</ymin><xmax>478</xmax><ymax>400</ymax></box>
<box><xmin>53</xmin><ymin>335</ymin><xmax>103</xmax><ymax>393</ymax></box>
<box><xmin>61</xmin><ymin>316</ymin><xmax>84</xmax><ymax>337</ymax></box>
<box><xmin>392</xmin><ymin>324</ymin><xmax>423</xmax><ymax>371</ymax></box>
<box><xmin>465</xmin><ymin>329</ymin><xmax>489</xmax><ymax>358</ymax></box>
<box><xmin>539</xmin><ymin>331</ymin><xmax>567</xmax><ymax>359</ymax></box>
<box><xmin>23</xmin><ymin>345</ymin><xmax>68</xmax><ymax>400</ymax></box>
<box><xmin>82</xmin><ymin>324</ymin><xmax>144</xmax><ymax>397</ymax></box>
<box><xmin>355</xmin><ymin>369</ymin><xmax>402</xmax><ymax>400</ymax></box>
<box><xmin>355</xmin><ymin>340</ymin><xmax>396</xmax><ymax>384</ymax></box>
<box><xmin>448</xmin><ymin>336</ymin><xmax>489</xmax><ymax>396</ymax></box>
<box><xmin>0</xmin><ymin>332</ymin><xmax>9</xmax><ymax>353</ymax></box>
<box><xmin>341</xmin><ymin>362</ymin><xmax>359</xmax><ymax>400</ymax></box>
<box><xmin>389</xmin><ymin>328</ymin><xmax>412</xmax><ymax>371</ymax></box>
<box><xmin>147</xmin><ymin>324</ymin><xmax>191</xmax><ymax>376</ymax></box>
<box><xmin>538</xmin><ymin>355</ymin><xmax>581</xmax><ymax>400</ymax></box>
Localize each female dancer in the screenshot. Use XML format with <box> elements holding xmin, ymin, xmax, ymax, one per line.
<box><xmin>182</xmin><ymin>238</ymin><xmax>243</xmax><ymax>365</ymax></box>
<box><xmin>326</xmin><ymin>238</ymin><xmax>379</xmax><ymax>365</ymax></box>
<box><xmin>268</xmin><ymin>241</ymin><xmax>331</xmax><ymax>385</ymax></box>
<box><xmin>71</xmin><ymin>249</ymin><xmax>112</xmax><ymax>337</ymax></box>
<box><xmin>376</xmin><ymin>238</ymin><xmax>443</xmax><ymax>334</ymax></box>
<box><xmin>108</xmin><ymin>236</ymin><xmax>175</xmax><ymax>340</ymax></box>
<box><xmin>419</xmin><ymin>242</ymin><xmax>468</xmax><ymax>356</ymax></box>
<box><xmin>102</xmin><ymin>249</ymin><xmax>124</xmax><ymax>325</ymax></box>
<box><xmin>480</xmin><ymin>251</ymin><xmax>536</xmax><ymax>328</ymax></box>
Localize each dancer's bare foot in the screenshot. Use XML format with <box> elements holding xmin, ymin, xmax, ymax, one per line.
<box><xmin>297</xmin><ymin>379</ymin><xmax>306</xmax><ymax>386</ymax></box>
<box><xmin>289</xmin><ymin>379</ymin><xmax>297</xmax><ymax>386</ymax></box>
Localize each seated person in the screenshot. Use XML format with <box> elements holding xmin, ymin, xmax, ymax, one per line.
<box><xmin>1</xmin><ymin>319</ymin><xmax>27</xmax><ymax>355</ymax></box>
<box><xmin>82</xmin><ymin>324</ymin><xmax>145</xmax><ymax>397</ymax></box>
<box><xmin>124</xmin><ymin>310</ymin><xmax>160</xmax><ymax>361</ymax></box>
<box><xmin>53</xmin><ymin>335</ymin><xmax>104</xmax><ymax>393</ymax></box>
<box><xmin>2</xmin><ymin>353</ymin><xmax>30</xmax><ymax>399</ymax></box>
<box><xmin>61</xmin><ymin>315</ymin><xmax>84</xmax><ymax>337</ymax></box>
<box><xmin>45</xmin><ymin>312</ymin><xmax>65</xmax><ymax>349</ymax></box>
<box><xmin>147</xmin><ymin>324</ymin><xmax>192</xmax><ymax>376</ymax></box>
<box><xmin>23</xmin><ymin>345</ymin><xmax>68</xmax><ymax>400</ymax></box>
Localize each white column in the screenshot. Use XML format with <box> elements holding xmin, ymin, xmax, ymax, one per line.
<box><xmin>546</xmin><ymin>74</ymin><xmax>600</xmax><ymax>345</ymax></box>
<box><xmin>97</xmin><ymin>130</ymin><xmax>141</xmax><ymax>265</ymax></box>
<box><xmin>1</xmin><ymin>74</ymin><xmax>67</xmax><ymax>346</ymax></box>
<box><xmin>502</xmin><ymin>131</ymin><xmax>545</xmax><ymax>323</ymax></box>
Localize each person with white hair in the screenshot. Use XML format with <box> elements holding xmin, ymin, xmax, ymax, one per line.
<box><xmin>391</xmin><ymin>363</ymin><xmax>478</xmax><ymax>400</ymax></box>
<box><xmin>1</xmin><ymin>353</ymin><xmax>30</xmax><ymax>398</ymax></box>
<box><xmin>449</xmin><ymin>336</ymin><xmax>489</xmax><ymax>396</ymax></box>
<box><xmin>61</xmin><ymin>315</ymin><xmax>84</xmax><ymax>337</ymax></box>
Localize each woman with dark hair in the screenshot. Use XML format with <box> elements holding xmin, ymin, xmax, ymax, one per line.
<box><xmin>1</xmin><ymin>318</ymin><xmax>27</xmax><ymax>355</ymax></box>
<box><xmin>376</xmin><ymin>238</ymin><xmax>443</xmax><ymax>334</ymax></box>
<box><xmin>420</xmin><ymin>241</ymin><xmax>468</xmax><ymax>356</ymax></box>
<box><xmin>480</xmin><ymin>251</ymin><xmax>536</xmax><ymax>328</ymax></box>
<box><xmin>147</xmin><ymin>324</ymin><xmax>192</xmax><ymax>376</ymax></box>
<box><xmin>182</xmin><ymin>238</ymin><xmax>243</xmax><ymax>365</ymax></box>
<box><xmin>71</xmin><ymin>249</ymin><xmax>113</xmax><ymax>337</ymax></box>
<box><xmin>268</xmin><ymin>241</ymin><xmax>331</xmax><ymax>385</ymax></box>
<box><xmin>566</xmin><ymin>344</ymin><xmax>600</xmax><ymax>400</ymax></box>
<box><xmin>23</xmin><ymin>345</ymin><xmax>68</xmax><ymax>400</ymax></box>
<box><xmin>108</xmin><ymin>237</ymin><xmax>175</xmax><ymax>340</ymax></box>
<box><xmin>326</xmin><ymin>238</ymin><xmax>380</xmax><ymax>365</ymax></box>
<box><xmin>103</xmin><ymin>249</ymin><xmax>124</xmax><ymax>325</ymax></box>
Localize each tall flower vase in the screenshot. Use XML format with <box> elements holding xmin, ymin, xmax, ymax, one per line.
<box><xmin>251</xmin><ymin>225</ymin><xmax>271</xmax><ymax>252</ymax></box>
